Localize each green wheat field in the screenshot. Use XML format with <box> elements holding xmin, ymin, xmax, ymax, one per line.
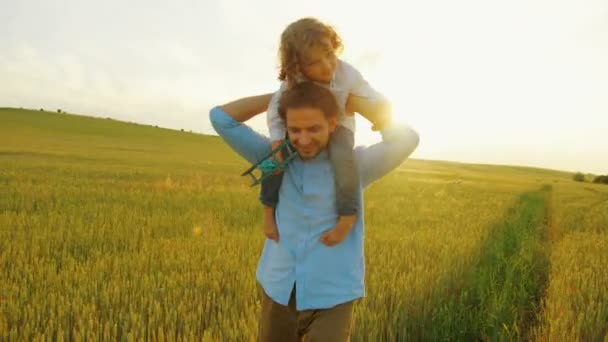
<box><xmin>1</xmin><ymin>108</ymin><xmax>607</xmax><ymax>341</ymax></box>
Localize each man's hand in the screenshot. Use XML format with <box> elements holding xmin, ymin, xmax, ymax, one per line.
<box><xmin>271</xmin><ymin>140</ymin><xmax>284</xmax><ymax>163</ymax></box>
<box><xmin>270</xmin><ymin>140</ymin><xmax>285</xmax><ymax>175</ymax></box>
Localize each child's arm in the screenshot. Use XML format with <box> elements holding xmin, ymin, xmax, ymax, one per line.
<box><xmin>267</xmin><ymin>84</ymin><xmax>287</xmax><ymax>142</ymax></box>
<box><xmin>267</xmin><ymin>84</ymin><xmax>288</xmax><ymax>161</ymax></box>
<box><xmin>343</xmin><ymin>61</ymin><xmax>392</xmax><ymax>131</ymax></box>
<box><xmin>346</xmin><ymin>95</ymin><xmax>392</xmax><ymax>131</ymax></box>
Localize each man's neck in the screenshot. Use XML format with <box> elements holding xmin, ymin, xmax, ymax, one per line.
<box><xmin>298</xmin><ymin>150</ymin><xmax>329</xmax><ymax>163</ymax></box>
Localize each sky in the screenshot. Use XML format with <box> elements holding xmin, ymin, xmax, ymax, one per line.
<box><xmin>1</xmin><ymin>0</ymin><xmax>606</xmax><ymax>174</ymax></box>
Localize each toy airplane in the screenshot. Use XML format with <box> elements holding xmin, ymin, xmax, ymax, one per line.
<box><xmin>241</xmin><ymin>140</ymin><xmax>299</xmax><ymax>186</ymax></box>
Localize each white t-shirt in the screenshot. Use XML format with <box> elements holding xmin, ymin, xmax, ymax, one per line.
<box><xmin>266</xmin><ymin>59</ymin><xmax>384</xmax><ymax>141</ymax></box>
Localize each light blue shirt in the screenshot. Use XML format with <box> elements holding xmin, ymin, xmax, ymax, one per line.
<box><xmin>209</xmin><ymin>106</ymin><xmax>419</xmax><ymax>310</ymax></box>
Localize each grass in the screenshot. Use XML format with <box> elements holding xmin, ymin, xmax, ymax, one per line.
<box><xmin>1</xmin><ymin>108</ymin><xmax>606</xmax><ymax>340</ymax></box>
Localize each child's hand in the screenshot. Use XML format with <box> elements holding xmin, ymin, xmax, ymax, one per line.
<box><xmin>263</xmin><ymin>206</ymin><xmax>279</xmax><ymax>243</ymax></box>
<box><xmin>320</xmin><ymin>227</ymin><xmax>350</xmax><ymax>246</ymax></box>
<box><xmin>320</xmin><ymin>215</ymin><xmax>357</xmax><ymax>247</ymax></box>
<box><xmin>264</xmin><ymin>224</ymin><xmax>279</xmax><ymax>243</ymax></box>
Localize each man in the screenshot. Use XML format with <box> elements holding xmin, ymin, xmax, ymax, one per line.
<box><xmin>209</xmin><ymin>82</ymin><xmax>419</xmax><ymax>341</ymax></box>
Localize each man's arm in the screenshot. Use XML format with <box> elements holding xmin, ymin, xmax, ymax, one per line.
<box><xmin>209</xmin><ymin>94</ymin><xmax>273</xmax><ymax>165</ymax></box>
<box><xmin>220</xmin><ymin>93</ymin><xmax>273</xmax><ymax>123</ymax></box>
<box><xmin>347</xmin><ymin>95</ymin><xmax>419</xmax><ymax>188</ymax></box>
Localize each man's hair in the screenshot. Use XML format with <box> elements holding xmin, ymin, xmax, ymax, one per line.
<box><xmin>278</xmin><ymin>17</ymin><xmax>343</xmax><ymax>88</ymax></box>
<box><xmin>278</xmin><ymin>82</ymin><xmax>339</xmax><ymax>122</ymax></box>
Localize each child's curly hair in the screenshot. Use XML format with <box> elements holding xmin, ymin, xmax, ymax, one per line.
<box><xmin>278</xmin><ymin>18</ymin><xmax>343</xmax><ymax>88</ymax></box>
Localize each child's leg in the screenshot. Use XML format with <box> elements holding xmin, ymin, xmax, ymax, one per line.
<box><xmin>259</xmin><ymin>144</ymin><xmax>289</xmax><ymax>242</ymax></box>
<box><xmin>260</xmin><ymin>173</ymin><xmax>283</xmax><ymax>208</ymax></box>
<box><xmin>320</xmin><ymin>126</ymin><xmax>358</xmax><ymax>246</ymax></box>
<box><xmin>260</xmin><ymin>173</ymin><xmax>283</xmax><ymax>242</ymax></box>
<box><xmin>329</xmin><ymin>126</ymin><xmax>359</xmax><ymax>217</ymax></box>
<box><xmin>259</xmin><ymin>142</ymin><xmax>290</xmax><ymax>207</ymax></box>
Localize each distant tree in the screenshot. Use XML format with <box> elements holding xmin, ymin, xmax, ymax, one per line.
<box><xmin>180</xmin><ymin>129</ymin><xmax>184</xmax><ymax>132</ymax></box>
<box><xmin>57</xmin><ymin>109</ymin><xmax>62</xmax><ymax>113</ymax></box>
<box><xmin>39</xmin><ymin>108</ymin><xmax>44</xmax><ymax>111</ymax></box>
<box><xmin>573</xmin><ymin>172</ymin><xmax>585</xmax><ymax>182</ymax></box>
<box><xmin>593</xmin><ymin>175</ymin><xmax>608</xmax><ymax>184</ymax></box>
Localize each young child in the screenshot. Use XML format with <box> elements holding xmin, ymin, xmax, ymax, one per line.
<box><xmin>262</xmin><ymin>17</ymin><xmax>390</xmax><ymax>244</ymax></box>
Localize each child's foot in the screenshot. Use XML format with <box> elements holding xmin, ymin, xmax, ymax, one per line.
<box><xmin>263</xmin><ymin>205</ymin><xmax>279</xmax><ymax>242</ymax></box>
<box><xmin>320</xmin><ymin>215</ymin><xmax>357</xmax><ymax>246</ymax></box>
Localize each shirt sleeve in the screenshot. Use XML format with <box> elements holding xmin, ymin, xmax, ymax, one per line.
<box><xmin>209</xmin><ymin>106</ymin><xmax>271</xmax><ymax>166</ymax></box>
<box><xmin>356</xmin><ymin>123</ymin><xmax>420</xmax><ymax>189</ymax></box>
<box><xmin>343</xmin><ymin>60</ymin><xmax>386</xmax><ymax>101</ymax></box>
<box><xmin>267</xmin><ymin>83</ymin><xmax>288</xmax><ymax>141</ymax></box>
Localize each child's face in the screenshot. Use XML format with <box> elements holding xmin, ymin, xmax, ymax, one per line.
<box><xmin>299</xmin><ymin>38</ymin><xmax>337</xmax><ymax>84</ymax></box>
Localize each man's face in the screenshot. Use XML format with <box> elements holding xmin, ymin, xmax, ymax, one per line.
<box><xmin>285</xmin><ymin>107</ymin><xmax>337</xmax><ymax>160</ymax></box>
